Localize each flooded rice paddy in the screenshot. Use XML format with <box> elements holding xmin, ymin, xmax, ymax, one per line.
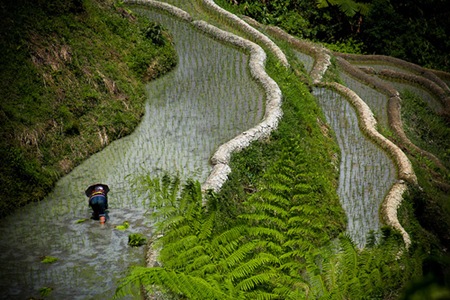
<box><xmin>313</xmin><ymin>87</ymin><xmax>397</xmax><ymax>247</ymax></box>
<box><xmin>0</xmin><ymin>8</ymin><xmax>264</xmax><ymax>299</ymax></box>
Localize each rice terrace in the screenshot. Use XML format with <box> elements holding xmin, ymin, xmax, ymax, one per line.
<box><xmin>0</xmin><ymin>0</ymin><xmax>449</xmax><ymax>299</ymax></box>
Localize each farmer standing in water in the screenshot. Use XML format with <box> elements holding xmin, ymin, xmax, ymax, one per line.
<box><xmin>85</xmin><ymin>184</ymin><xmax>109</xmax><ymax>224</ymax></box>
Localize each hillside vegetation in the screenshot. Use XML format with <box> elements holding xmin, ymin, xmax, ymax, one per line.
<box><xmin>1</xmin><ymin>0</ymin><xmax>449</xmax><ymax>298</ymax></box>
<box><xmin>0</xmin><ymin>0</ymin><xmax>176</xmax><ymax>217</ymax></box>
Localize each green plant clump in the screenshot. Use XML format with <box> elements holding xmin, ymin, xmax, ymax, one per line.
<box><xmin>128</xmin><ymin>233</ymin><xmax>147</xmax><ymax>247</ymax></box>
<box><xmin>39</xmin><ymin>286</ymin><xmax>53</xmax><ymax>297</ymax></box>
<box><xmin>41</xmin><ymin>256</ymin><xmax>58</xmax><ymax>264</ymax></box>
<box><xmin>116</xmin><ymin>221</ymin><xmax>130</xmax><ymax>231</ymax></box>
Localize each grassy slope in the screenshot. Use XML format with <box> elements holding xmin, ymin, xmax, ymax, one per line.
<box><xmin>0</xmin><ymin>0</ymin><xmax>176</xmax><ymax>217</ymax></box>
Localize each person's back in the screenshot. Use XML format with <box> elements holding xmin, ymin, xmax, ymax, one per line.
<box><xmin>88</xmin><ymin>185</ymin><xmax>109</xmax><ymax>223</ymax></box>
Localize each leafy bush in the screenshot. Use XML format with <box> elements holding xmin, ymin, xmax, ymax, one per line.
<box><xmin>128</xmin><ymin>233</ymin><xmax>147</xmax><ymax>247</ymax></box>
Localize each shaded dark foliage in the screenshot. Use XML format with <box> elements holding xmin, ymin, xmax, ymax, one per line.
<box><xmin>222</xmin><ymin>0</ymin><xmax>450</xmax><ymax>71</ymax></box>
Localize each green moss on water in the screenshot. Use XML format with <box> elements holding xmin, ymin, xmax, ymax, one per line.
<box><xmin>115</xmin><ymin>221</ymin><xmax>130</xmax><ymax>231</ymax></box>
<box><xmin>41</xmin><ymin>256</ymin><xmax>58</xmax><ymax>264</ymax></box>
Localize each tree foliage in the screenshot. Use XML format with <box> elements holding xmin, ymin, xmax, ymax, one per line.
<box><xmin>223</xmin><ymin>0</ymin><xmax>450</xmax><ymax>71</ymax></box>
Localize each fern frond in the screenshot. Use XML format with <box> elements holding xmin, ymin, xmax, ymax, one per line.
<box><xmin>157</xmin><ymin>224</ymin><xmax>192</xmax><ymax>244</ymax></box>
<box><xmin>291</xmin><ymin>193</ymin><xmax>311</xmax><ymax>203</ymax></box>
<box><xmin>236</xmin><ymin>273</ymin><xmax>277</xmax><ymax>293</ymax></box>
<box><xmin>239</xmin><ymin>213</ymin><xmax>287</xmax><ymax>229</ymax></box>
<box><xmin>155</xmin><ymin>215</ymin><xmax>186</xmax><ymax>232</ymax></box>
<box><xmin>186</xmin><ymin>254</ymin><xmax>213</xmax><ymax>273</ymax></box>
<box><xmin>289</xmin><ymin>204</ymin><xmax>318</xmax><ymax>216</ymax></box>
<box><xmin>279</xmin><ymin>258</ymin><xmax>304</xmax><ymax>282</ymax></box>
<box><xmin>287</xmin><ymin>215</ymin><xmax>312</xmax><ymax>226</ymax></box>
<box><xmin>322</xmin><ymin>256</ymin><xmax>339</xmax><ymax>292</ymax></box>
<box><xmin>338</xmin><ymin>235</ymin><xmax>358</xmax><ymax>279</ymax></box>
<box><xmin>211</xmin><ymin>225</ymin><xmax>247</xmax><ymax>256</ymax></box>
<box><xmin>158</xmin><ymin>235</ymin><xmax>199</xmax><ymax>268</ymax></box>
<box><xmin>265</xmin><ymin>172</ymin><xmax>295</xmax><ymax>186</ymax></box>
<box><xmin>221</xmin><ymin>241</ymin><xmax>259</xmax><ymax>268</ymax></box>
<box><xmin>176</xmin><ymin>245</ymin><xmax>207</xmax><ymax>265</ymax></box>
<box><xmin>256</xmin><ymin>202</ymin><xmax>289</xmax><ymax>218</ymax></box>
<box><xmin>191</xmin><ymin>262</ymin><xmax>218</xmax><ymax>277</ymax></box>
<box><xmin>245</xmin><ymin>290</ymin><xmax>279</xmax><ymax>300</ymax></box>
<box><xmin>198</xmin><ymin>210</ymin><xmax>216</xmax><ymax>241</ymax></box>
<box><xmin>279</xmin><ymin>249</ymin><xmax>308</xmax><ymax>261</ymax></box>
<box><xmin>308</xmin><ymin>274</ymin><xmax>330</xmax><ymax>299</ymax></box>
<box><xmin>118</xmin><ymin>266</ymin><xmax>236</xmax><ymax>300</ymax></box>
<box><xmin>248</xmin><ymin>190</ymin><xmax>291</xmax><ymax>207</ymax></box>
<box><xmin>292</xmin><ymin>183</ymin><xmax>313</xmax><ymax>194</ymax></box>
<box><xmin>229</xmin><ymin>253</ymin><xmax>280</xmax><ymax>282</ymax></box>
<box><xmin>286</xmin><ymin>226</ymin><xmax>312</xmax><ymax>236</ymax></box>
<box><xmin>247</xmin><ymin>226</ymin><xmax>286</xmax><ymax>243</ymax></box>
<box><xmin>264</xmin><ymin>240</ymin><xmax>284</xmax><ymax>254</ymax></box>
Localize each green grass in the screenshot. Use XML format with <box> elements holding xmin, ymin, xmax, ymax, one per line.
<box><xmin>401</xmin><ymin>90</ymin><xmax>450</xmax><ymax>169</ymax></box>
<box><xmin>0</xmin><ymin>0</ymin><xmax>177</xmax><ymax>217</ymax></box>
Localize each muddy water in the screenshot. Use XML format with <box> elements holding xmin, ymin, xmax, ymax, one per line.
<box><xmin>313</xmin><ymin>88</ymin><xmax>397</xmax><ymax>247</ymax></box>
<box><xmin>0</xmin><ymin>8</ymin><xmax>263</xmax><ymax>299</ymax></box>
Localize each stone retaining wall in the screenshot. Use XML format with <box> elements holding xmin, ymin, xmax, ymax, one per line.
<box><xmin>193</xmin><ymin>20</ymin><xmax>283</xmax><ymax>193</ymax></box>
<box><xmin>262</xmin><ymin>25</ymin><xmax>332</xmax><ymax>84</ymax></box>
<box><xmin>362</xmin><ymin>67</ymin><xmax>450</xmax><ymax>116</ymax></box>
<box><xmin>126</xmin><ymin>0</ymin><xmax>193</xmax><ymax>21</ymax></box>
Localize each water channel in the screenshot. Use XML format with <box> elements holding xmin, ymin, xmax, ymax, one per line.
<box><xmin>0</xmin><ymin>7</ymin><xmax>264</xmax><ymax>299</ymax></box>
